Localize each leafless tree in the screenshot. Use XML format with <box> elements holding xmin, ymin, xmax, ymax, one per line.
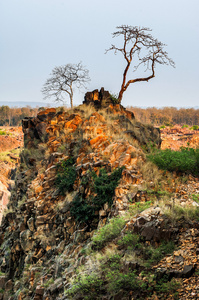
<box><xmin>42</xmin><ymin>62</ymin><xmax>90</xmax><ymax>108</ymax></box>
<box><xmin>106</xmin><ymin>25</ymin><xmax>175</xmax><ymax>103</ymax></box>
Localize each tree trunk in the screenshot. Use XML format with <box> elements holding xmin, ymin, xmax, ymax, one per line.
<box><xmin>118</xmin><ymin>88</ymin><xmax>124</xmax><ymax>103</ymax></box>
<box><xmin>70</xmin><ymin>86</ymin><xmax>73</xmax><ymax>108</ymax></box>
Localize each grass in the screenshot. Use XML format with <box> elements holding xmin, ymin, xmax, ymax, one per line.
<box><xmin>0</xmin><ymin>130</ymin><xmax>7</xmax><ymax>135</ymax></box>
<box><xmin>128</xmin><ymin>201</ymin><xmax>153</xmax><ymax>215</ymax></box>
<box><xmin>68</xmin><ymin>228</ymin><xmax>178</xmax><ymax>299</ymax></box>
<box><xmin>192</xmin><ymin>194</ymin><xmax>199</xmax><ymax>203</ymax></box>
<box><xmin>67</xmin><ymin>273</ymin><xmax>104</xmax><ymax>299</ymax></box>
<box><xmin>163</xmin><ymin>204</ymin><xmax>199</xmax><ymax>223</ymax></box>
<box><xmin>91</xmin><ymin>216</ymin><xmax>126</xmax><ymax>250</ymax></box>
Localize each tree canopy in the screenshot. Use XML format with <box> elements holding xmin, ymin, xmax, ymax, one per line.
<box><xmin>106</xmin><ymin>25</ymin><xmax>175</xmax><ymax>102</ymax></box>
<box><xmin>42</xmin><ymin>62</ymin><xmax>90</xmax><ymax>108</ymax></box>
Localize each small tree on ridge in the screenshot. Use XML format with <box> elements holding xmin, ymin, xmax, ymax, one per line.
<box><xmin>42</xmin><ymin>62</ymin><xmax>90</xmax><ymax>108</ymax></box>
<box><xmin>106</xmin><ymin>25</ymin><xmax>175</xmax><ymax>103</ymax></box>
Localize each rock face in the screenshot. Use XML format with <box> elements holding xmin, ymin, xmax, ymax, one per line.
<box><xmin>83</xmin><ymin>87</ymin><xmax>113</xmax><ymax>108</ymax></box>
<box><xmin>0</xmin><ymin>104</ymin><xmax>198</xmax><ymax>299</ymax></box>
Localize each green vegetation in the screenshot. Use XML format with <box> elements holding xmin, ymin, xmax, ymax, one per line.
<box><xmin>42</xmin><ymin>278</ymin><xmax>54</xmax><ymax>288</ymax></box>
<box><xmin>67</xmin><ymin>223</ymin><xmax>178</xmax><ymax>299</ymax></box>
<box><xmin>164</xmin><ymin>205</ymin><xmax>199</xmax><ymax>223</ymax></box>
<box><xmin>0</xmin><ymin>148</ymin><xmax>21</xmax><ymax>163</ymax></box>
<box><xmin>92</xmin><ymin>217</ymin><xmax>126</xmax><ymax>250</ymax></box>
<box><xmin>67</xmin><ymin>273</ymin><xmax>104</xmax><ymax>299</ymax></box>
<box><xmin>56</xmin><ymin>158</ymin><xmax>77</xmax><ymax>195</ymax></box>
<box><xmin>148</xmin><ymin>147</ymin><xmax>199</xmax><ymax>175</ymax></box>
<box><xmin>192</xmin><ymin>194</ymin><xmax>199</xmax><ymax>203</ymax></box>
<box><xmin>155</xmin><ymin>276</ymin><xmax>180</xmax><ymax>297</ymax></box>
<box><xmin>0</xmin><ymin>129</ymin><xmax>7</xmax><ymax>135</ymax></box>
<box><xmin>70</xmin><ymin>167</ymin><xmax>124</xmax><ymax>225</ymax></box>
<box><xmin>92</xmin><ymin>167</ymin><xmax>124</xmax><ymax>207</ymax></box>
<box><xmin>143</xmin><ymin>241</ymin><xmax>175</xmax><ymax>267</ymax></box>
<box><xmin>190</xmin><ymin>125</ymin><xmax>199</xmax><ymax>130</ymax></box>
<box><xmin>110</xmin><ymin>93</ymin><xmax>120</xmax><ymax>104</ymax></box>
<box><xmin>129</xmin><ymin>201</ymin><xmax>152</xmax><ymax>215</ymax></box>
<box><xmin>117</xmin><ymin>232</ymin><xmax>140</xmax><ymax>249</ymax></box>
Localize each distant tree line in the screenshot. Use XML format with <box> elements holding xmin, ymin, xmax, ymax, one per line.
<box><xmin>0</xmin><ymin>105</ymin><xmax>198</xmax><ymax>127</ymax></box>
<box><xmin>128</xmin><ymin>106</ymin><xmax>199</xmax><ymax>126</ymax></box>
<box><xmin>0</xmin><ymin>106</ymin><xmax>41</xmax><ymax>126</ymax></box>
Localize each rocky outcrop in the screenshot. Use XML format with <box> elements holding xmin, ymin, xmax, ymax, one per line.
<box><xmin>83</xmin><ymin>87</ymin><xmax>113</xmax><ymax>108</ymax></box>
<box><xmin>0</xmin><ymin>104</ymin><xmax>198</xmax><ymax>299</ymax></box>
<box><xmin>161</xmin><ymin>125</ymin><xmax>199</xmax><ymax>150</ymax></box>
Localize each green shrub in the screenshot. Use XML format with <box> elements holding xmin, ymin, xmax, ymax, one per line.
<box><xmin>92</xmin><ymin>167</ymin><xmax>124</xmax><ymax>207</ymax></box>
<box><xmin>0</xmin><ymin>130</ymin><xmax>7</xmax><ymax>135</ymax></box>
<box><xmin>106</xmin><ymin>270</ymin><xmax>139</xmax><ymax>293</ymax></box>
<box><xmin>56</xmin><ymin>158</ymin><xmax>77</xmax><ymax>195</ymax></box>
<box><xmin>92</xmin><ymin>217</ymin><xmax>126</xmax><ymax>250</ymax></box>
<box><xmin>155</xmin><ymin>277</ymin><xmax>180</xmax><ymax>298</ymax></box>
<box><xmin>70</xmin><ymin>167</ymin><xmax>124</xmax><ymax>225</ymax></box>
<box><xmin>190</xmin><ymin>125</ymin><xmax>199</xmax><ymax>130</ymax></box>
<box><xmin>67</xmin><ymin>273</ymin><xmax>104</xmax><ymax>299</ymax></box>
<box><xmin>144</xmin><ymin>241</ymin><xmax>175</xmax><ymax>266</ymax></box>
<box><xmin>70</xmin><ymin>194</ymin><xmax>95</xmax><ymax>223</ymax></box>
<box><xmin>192</xmin><ymin>194</ymin><xmax>199</xmax><ymax>203</ymax></box>
<box><xmin>110</xmin><ymin>93</ymin><xmax>119</xmax><ymax>104</ymax></box>
<box><xmin>117</xmin><ymin>232</ymin><xmax>140</xmax><ymax>249</ymax></box>
<box><xmin>148</xmin><ymin>147</ymin><xmax>199</xmax><ymax>175</ymax></box>
<box><xmin>182</xmin><ymin>124</ymin><xmax>189</xmax><ymax>128</ymax></box>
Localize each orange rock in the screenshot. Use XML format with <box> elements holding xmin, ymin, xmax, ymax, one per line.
<box><xmin>37</xmin><ymin>108</ymin><xmax>56</xmax><ymax>115</ymax></box>
<box><xmin>35</xmin><ymin>185</ymin><xmax>43</xmax><ymax>194</ymax></box>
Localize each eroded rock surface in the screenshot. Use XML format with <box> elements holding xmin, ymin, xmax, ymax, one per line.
<box><xmin>0</xmin><ymin>105</ymin><xmax>198</xmax><ymax>299</ymax></box>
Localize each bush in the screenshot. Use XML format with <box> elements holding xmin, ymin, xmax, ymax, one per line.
<box><xmin>67</xmin><ymin>273</ymin><xmax>104</xmax><ymax>299</ymax></box>
<box><xmin>148</xmin><ymin>147</ymin><xmax>199</xmax><ymax>175</ymax></box>
<box><xmin>92</xmin><ymin>167</ymin><xmax>124</xmax><ymax>207</ymax></box>
<box><xmin>70</xmin><ymin>167</ymin><xmax>124</xmax><ymax>225</ymax></box>
<box><xmin>144</xmin><ymin>241</ymin><xmax>175</xmax><ymax>266</ymax></box>
<box><xmin>56</xmin><ymin>158</ymin><xmax>77</xmax><ymax>195</ymax></box>
<box><xmin>155</xmin><ymin>277</ymin><xmax>180</xmax><ymax>298</ymax></box>
<box><xmin>0</xmin><ymin>129</ymin><xmax>7</xmax><ymax>135</ymax></box>
<box><xmin>117</xmin><ymin>232</ymin><xmax>140</xmax><ymax>249</ymax></box>
<box><xmin>190</xmin><ymin>125</ymin><xmax>199</xmax><ymax>130</ymax></box>
<box><xmin>110</xmin><ymin>93</ymin><xmax>119</xmax><ymax>104</ymax></box>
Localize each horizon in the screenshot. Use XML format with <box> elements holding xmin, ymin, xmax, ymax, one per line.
<box><xmin>0</xmin><ymin>100</ymin><xmax>198</xmax><ymax>110</ymax></box>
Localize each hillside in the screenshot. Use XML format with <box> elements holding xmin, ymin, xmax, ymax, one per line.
<box><xmin>0</xmin><ymin>98</ymin><xmax>198</xmax><ymax>299</ymax></box>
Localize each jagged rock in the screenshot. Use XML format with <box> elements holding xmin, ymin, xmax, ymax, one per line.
<box><xmin>5</xmin><ymin>279</ymin><xmax>13</xmax><ymax>291</ymax></box>
<box><xmin>4</xmin><ymin>104</ymin><xmax>198</xmax><ymax>299</ymax></box>
<box><xmin>84</xmin><ymin>87</ymin><xmax>112</xmax><ymax>108</ymax></box>
<box><xmin>20</xmin><ymin>230</ymin><xmax>32</xmax><ymax>252</ymax></box>
<box><xmin>181</xmin><ymin>264</ymin><xmax>195</xmax><ymax>278</ymax></box>
<box><xmin>0</xmin><ymin>276</ymin><xmax>7</xmax><ymax>288</ymax></box>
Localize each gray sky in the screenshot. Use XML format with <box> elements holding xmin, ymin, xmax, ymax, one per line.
<box><xmin>0</xmin><ymin>0</ymin><xmax>199</xmax><ymax>108</ymax></box>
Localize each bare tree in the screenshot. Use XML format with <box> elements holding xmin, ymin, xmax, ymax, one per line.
<box><xmin>106</xmin><ymin>25</ymin><xmax>175</xmax><ymax>103</ymax></box>
<box><xmin>42</xmin><ymin>62</ymin><xmax>90</xmax><ymax>108</ymax></box>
